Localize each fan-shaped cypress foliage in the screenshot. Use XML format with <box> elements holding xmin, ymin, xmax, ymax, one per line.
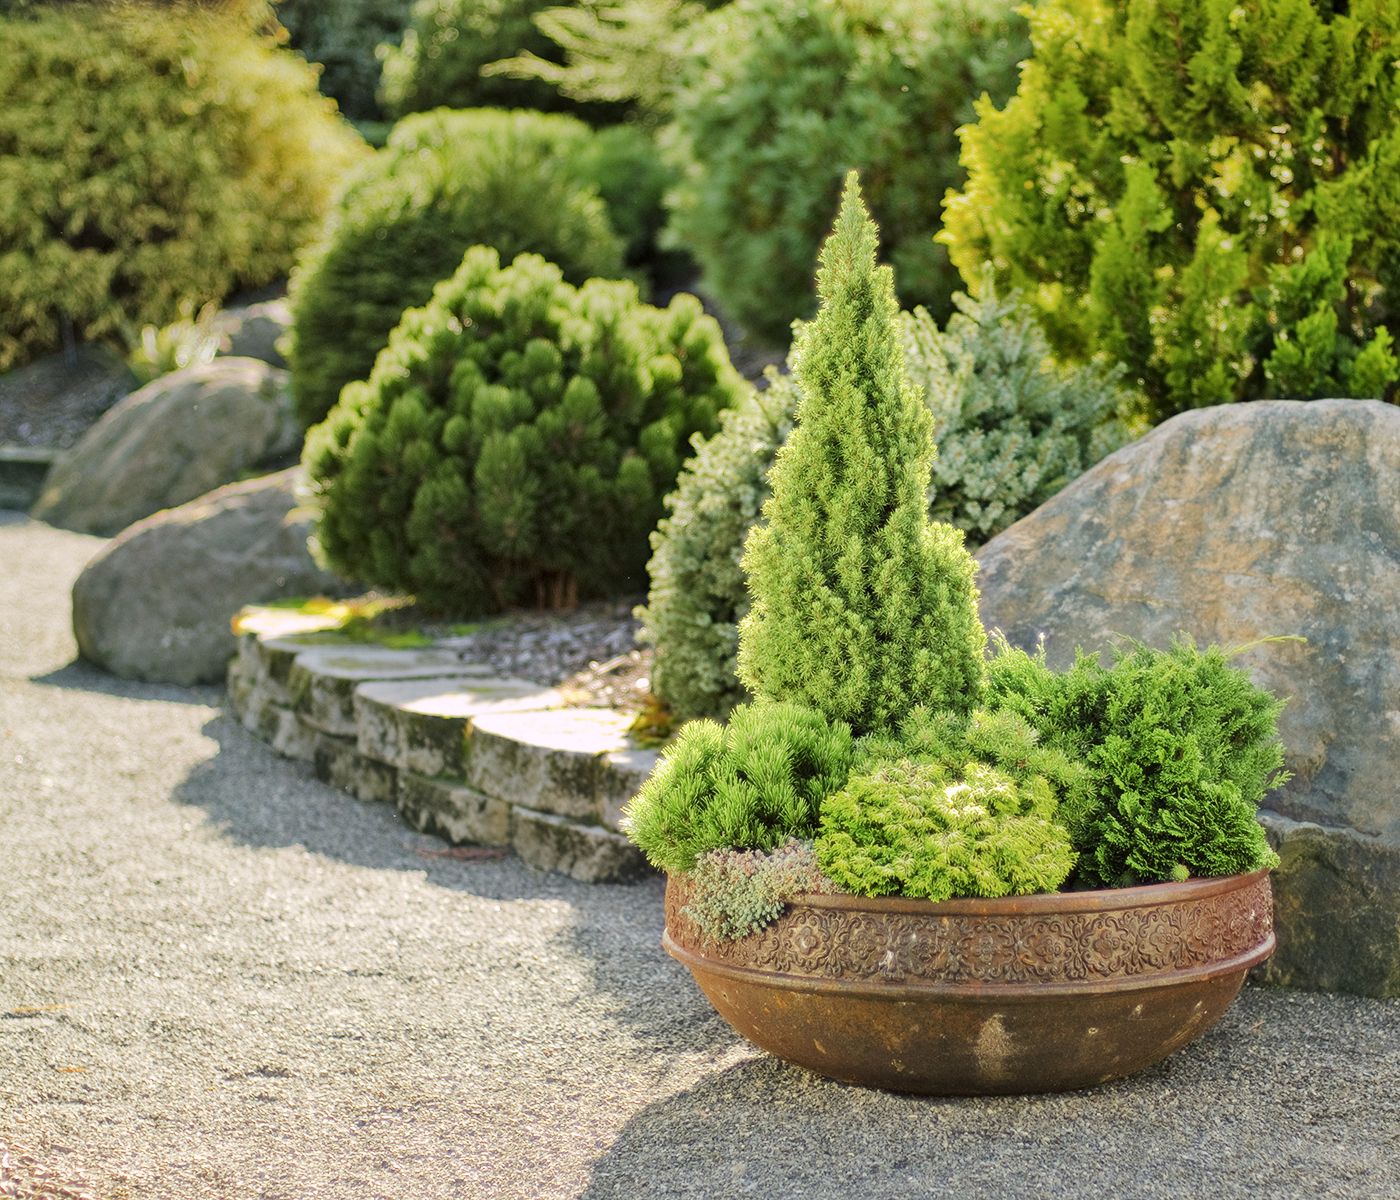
<box><xmin>736</xmin><ymin>174</ymin><xmax>986</xmax><ymax>734</ymax></box>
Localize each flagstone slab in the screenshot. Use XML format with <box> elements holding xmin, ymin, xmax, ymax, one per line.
<box><xmin>466</xmin><ymin>709</ymin><xmax>636</xmax><ymax>823</ymax></box>
<box><xmin>398</xmin><ymin>773</ymin><xmax>512</xmax><ymax>847</ymax></box>
<box><xmin>510</xmin><ymin>806</ymin><xmax>647</xmax><ymax>884</ymax></box>
<box><xmin>288</xmin><ymin>646</ymin><xmax>486</xmax><ymax>738</ymax></box>
<box><xmin>355</xmin><ymin>676</ymin><xmax>561</xmax><ymax>778</ymax></box>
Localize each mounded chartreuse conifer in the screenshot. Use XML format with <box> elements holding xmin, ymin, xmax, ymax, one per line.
<box><xmin>942</xmin><ymin>0</ymin><xmax>1400</xmax><ymax>420</ymax></box>
<box><xmin>736</xmin><ymin>173</ymin><xmax>986</xmax><ymax>734</ymax></box>
<box><xmin>303</xmin><ymin>246</ymin><xmax>744</xmax><ymax>612</ymax></box>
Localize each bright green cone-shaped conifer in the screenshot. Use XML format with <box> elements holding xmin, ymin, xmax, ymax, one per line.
<box><xmin>737</xmin><ymin>174</ymin><xmax>986</xmax><ymax>734</ymax></box>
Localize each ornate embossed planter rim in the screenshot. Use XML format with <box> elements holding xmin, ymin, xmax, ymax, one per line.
<box><xmin>663</xmin><ymin>869</ymin><xmax>1274</xmax><ymax>1096</ymax></box>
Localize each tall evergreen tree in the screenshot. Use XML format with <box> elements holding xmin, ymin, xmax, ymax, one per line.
<box><xmin>737</xmin><ymin>173</ymin><xmax>986</xmax><ymax>733</ymax></box>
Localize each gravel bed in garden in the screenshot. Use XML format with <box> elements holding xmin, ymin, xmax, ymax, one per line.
<box><xmin>5</xmin><ymin>511</ymin><xmax>1399</xmax><ymax>1200</ymax></box>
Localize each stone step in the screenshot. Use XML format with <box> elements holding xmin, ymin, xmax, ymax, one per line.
<box><xmin>288</xmin><ymin>646</ymin><xmax>490</xmax><ymax>738</ymax></box>
<box><xmin>466</xmin><ymin>708</ymin><xmax>657</xmax><ymax>826</ymax></box>
<box><xmin>398</xmin><ymin>773</ymin><xmax>512</xmax><ymax>847</ymax></box>
<box><xmin>355</xmin><ymin>676</ymin><xmax>561</xmax><ymax>778</ymax></box>
<box><xmin>228</xmin><ymin>606</ymin><xmax>662</xmax><ymax>884</ymax></box>
<box><xmin>510</xmin><ymin>806</ymin><xmax>648</xmax><ymax>884</ymax></box>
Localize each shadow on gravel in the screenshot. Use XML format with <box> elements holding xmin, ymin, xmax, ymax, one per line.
<box><xmin>580</xmin><ymin>985</ymin><xmax>1400</xmax><ymax>1200</ymax></box>
<box><xmin>173</xmin><ymin>708</ymin><xmax>738</xmax><ymax>1054</ymax></box>
<box><xmin>29</xmin><ymin>658</ymin><xmax>219</xmax><ymax>705</ymax></box>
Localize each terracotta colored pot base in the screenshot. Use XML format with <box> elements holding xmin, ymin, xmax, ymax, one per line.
<box><xmin>664</xmin><ymin>871</ymin><xmax>1275</xmax><ymax>1095</ymax></box>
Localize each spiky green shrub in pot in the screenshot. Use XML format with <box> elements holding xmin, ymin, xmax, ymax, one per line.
<box><xmin>0</xmin><ymin>2</ymin><xmax>364</xmax><ymax>373</ymax></box>
<box><xmin>639</xmin><ymin>284</ymin><xmax>1130</xmax><ymax>722</ymax></box>
<box><xmin>942</xmin><ymin>0</ymin><xmax>1400</xmax><ymax>421</ymax></box>
<box><xmin>302</xmin><ymin>245</ymin><xmax>744</xmax><ymax>612</ymax></box>
<box><xmin>626</xmin><ymin>701</ymin><xmax>856</xmax><ymax>875</ymax></box>
<box><xmin>379</xmin><ymin>0</ymin><xmax>563</xmax><ymax>116</ymax></box>
<box><xmin>815</xmin><ymin>707</ymin><xmax>1084</xmax><ymax>901</ymax></box>
<box><xmin>737</xmin><ymin>174</ymin><xmax>987</xmax><ymax>733</ymax></box>
<box><xmin>287</xmin><ymin>108</ymin><xmax>629</xmax><ymax>428</ymax></box>
<box><xmin>662</xmin><ymin>0</ymin><xmax>1028</xmax><ymax>343</ymax></box>
<box><xmin>626</xmin><ymin>175</ymin><xmax>1286</xmax><ymax>945</ymax></box>
<box><xmin>987</xmin><ymin>638</ymin><xmax>1286</xmax><ymax>888</ymax></box>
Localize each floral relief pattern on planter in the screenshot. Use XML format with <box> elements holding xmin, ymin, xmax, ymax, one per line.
<box><xmin>666</xmin><ymin>873</ymin><xmax>1274</xmax><ymax>988</ymax></box>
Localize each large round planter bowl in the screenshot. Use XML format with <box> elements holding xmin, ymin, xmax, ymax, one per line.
<box><xmin>664</xmin><ymin>869</ymin><xmax>1274</xmax><ymax>1095</ymax></box>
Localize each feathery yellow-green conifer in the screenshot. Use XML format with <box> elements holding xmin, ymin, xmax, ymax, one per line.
<box><xmin>737</xmin><ymin>173</ymin><xmax>986</xmax><ymax>734</ymax></box>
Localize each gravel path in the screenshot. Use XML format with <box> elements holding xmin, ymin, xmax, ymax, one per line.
<box><xmin>2</xmin><ymin>511</ymin><xmax>1398</xmax><ymax>1200</ymax></box>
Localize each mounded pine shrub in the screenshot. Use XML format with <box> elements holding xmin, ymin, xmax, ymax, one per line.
<box><xmin>737</xmin><ymin>174</ymin><xmax>987</xmax><ymax>734</ymax></box>
<box><xmin>815</xmin><ymin>757</ymin><xmax>1075</xmax><ymax>902</ymax></box>
<box><xmin>943</xmin><ymin>0</ymin><xmax>1400</xmax><ymax>421</ymax></box>
<box><xmin>640</xmin><ymin>283</ymin><xmax>1127</xmax><ymax>721</ymax></box>
<box><xmin>986</xmin><ymin>638</ymin><xmax>1286</xmax><ymax>887</ymax></box>
<box><xmin>302</xmin><ymin>245</ymin><xmax>745</xmax><ymax>612</ymax></box>
<box><xmin>286</xmin><ymin>108</ymin><xmax>629</xmax><ymax>427</ymax></box>
<box><xmin>623</xmin><ymin>701</ymin><xmax>856</xmax><ymax>874</ymax></box>
<box><xmin>663</xmin><ymin>0</ymin><xmax>1028</xmax><ymax>343</ymax></box>
<box><xmin>0</xmin><ymin>2</ymin><xmax>364</xmax><ymax>372</ymax></box>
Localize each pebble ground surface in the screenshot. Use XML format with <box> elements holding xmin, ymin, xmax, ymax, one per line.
<box><xmin>2</xmin><ymin>510</ymin><xmax>1398</xmax><ymax>1200</ymax></box>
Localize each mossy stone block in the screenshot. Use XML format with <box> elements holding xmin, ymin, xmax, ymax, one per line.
<box><xmin>510</xmin><ymin>806</ymin><xmax>647</xmax><ymax>883</ymax></box>
<box><xmin>354</xmin><ymin>675</ymin><xmax>559</xmax><ymax>777</ymax></box>
<box><xmin>467</xmin><ymin>709</ymin><xmax>636</xmax><ymax>821</ymax></box>
<box><xmin>398</xmin><ymin>773</ymin><xmax>511</xmax><ymax>847</ymax></box>
<box><xmin>288</xmin><ymin>645</ymin><xmax>479</xmax><ymax>737</ymax></box>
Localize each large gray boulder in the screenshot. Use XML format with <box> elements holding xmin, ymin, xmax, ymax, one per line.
<box><xmin>0</xmin><ymin>343</ymin><xmax>135</xmax><ymax>449</ymax></box>
<box><xmin>32</xmin><ymin>358</ymin><xmax>298</xmax><ymax>536</ymax></box>
<box><xmin>72</xmin><ymin>469</ymin><xmax>343</xmax><ymax>686</ymax></box>
<box><xmin>213</xmin><ymin>299</ymin><xmax>291</xmax><ymax>368</ymax></box>
<box><xmin>976</xmin><ymin>399</ymin><xmax>1400</xmax><ymax>998</ymax></box>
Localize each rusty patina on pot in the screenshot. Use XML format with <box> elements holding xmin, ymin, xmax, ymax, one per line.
<box><xmin>664</xmin><ymin>870</ymin><xmax>1274</xmax><ymax>1095</ymax></box>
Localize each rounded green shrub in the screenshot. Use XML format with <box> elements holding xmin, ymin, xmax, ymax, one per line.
<box><xmin>286</xmin><ymin>108</ymin><xmax>629</xmax><ymax>427</ymax></box>
<box><xmin>662</xmin><ymin>0</ymin><xmax>1028</xmax><ymax>343</ymax></box>
<box><xmin>943</xmin><ymin>0</ymin><xmax>1400</xmax><ymax>422</ymax></box>
<box><xmin>302</xmin><ymin>244</ymin><xmax>745</xmax><ymax>612</ymax></box>
<box><xmin>986</xmin><ymin>637</ymin><xmax>1287</xmax><ymax>887</ymax></box>
<box><xmin>640</xmin><ymin>283</ymin><xmax>1127</xmax><ymax>722</ymax></box>
<box><xmin>378</xmin><ymin>0</ymin><xmax>562</xmax><ymax>116</ymax></box>
<box><xmin>737</xmin><ymin>175</ymin><xmax>987</xmax><ymax>734</ymax></box>
<box><xmin>0</xmin><ymin>2</ymin><xmax>365</xmax><ymax>373</ymax></box>
<box><xmin>275</xmin><ymin>0</ymin><xmax>416</xmax><ymax>121</ymax></box>
<box><xmin>814</xmin><ymin>756</ymin><xmax>1076</xmax><ymax>902</ymax></box>
<box><xmin>623</xmin><ymin>701</ymin><xmax>856</xmax><ymax>875</ymax></box>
